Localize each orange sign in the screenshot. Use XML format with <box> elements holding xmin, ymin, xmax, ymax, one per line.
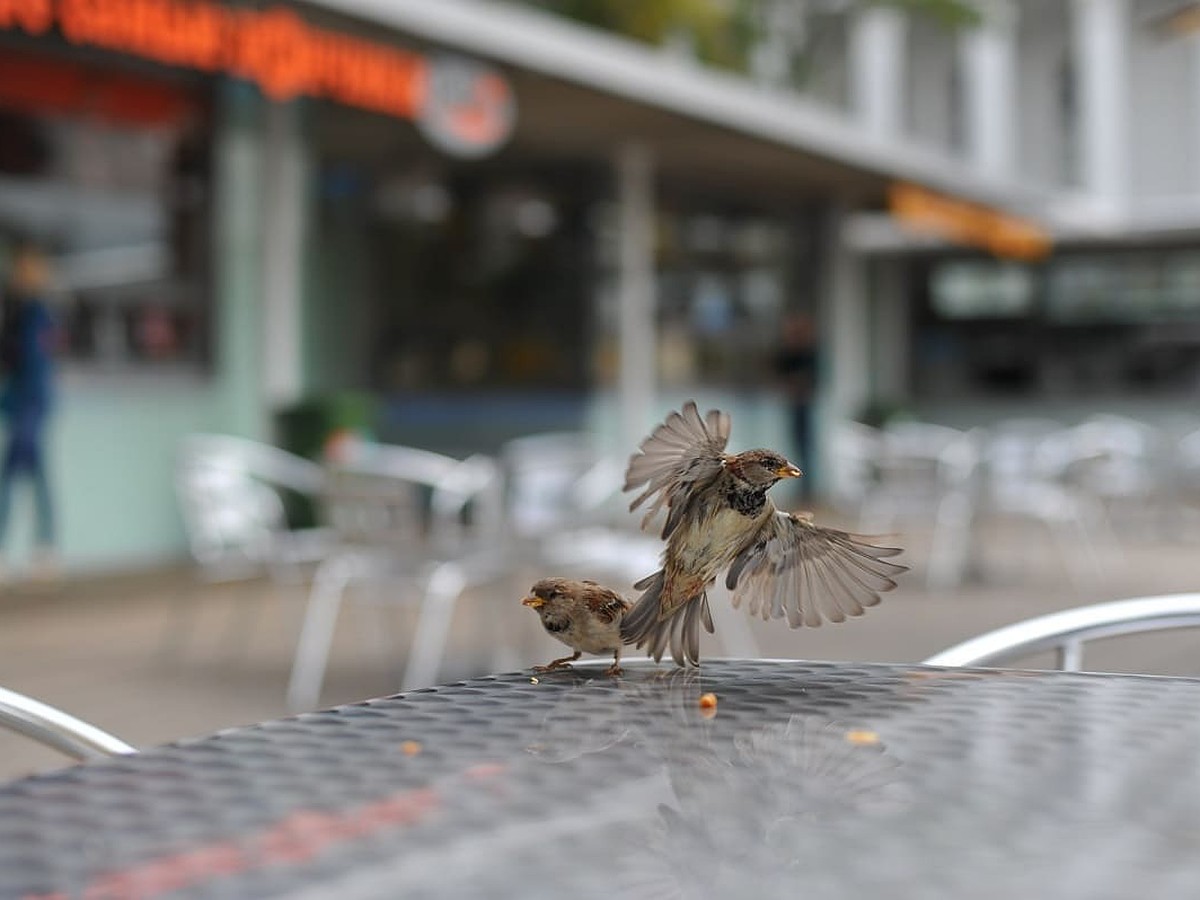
<box><xmin>889</xmin><ymin>183</ymin><xmax>1052</xmax><ymax>261</ymax></box>
<box><xmin>1</xmin><ymin>0</ymin><xmax>427</xmax><ymax>119</ymax></box>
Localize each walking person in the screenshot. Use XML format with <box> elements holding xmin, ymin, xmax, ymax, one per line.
<box><xmin>772</xmin><ymin>311</ymin><xmax>820</xmax><ymax>502</ymax></box>
<box><xmin>0</xmin><ymin>242</ymin><xmax>60</xmax><ymax>582</ymax></box>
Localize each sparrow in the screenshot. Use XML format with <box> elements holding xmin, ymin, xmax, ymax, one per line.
<box><xmin>522</xmin><ymin>577</ymin><xmax>632</xmax><ymax>676</ymax></box>
<box><xmin>620</xmin><ymin>401</ymin><xmax>906</xmax><ymax>666</ymax></box>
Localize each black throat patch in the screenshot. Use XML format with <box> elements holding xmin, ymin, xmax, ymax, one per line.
<box><xmin>543</xmin><ymin>613</ymin><xmax>570</xmax><ymax>634</ymax></box>
<box><xmin>724</xmin><ymin>483</ymin><xmax>768</xmax><ymax>517</ymax></box>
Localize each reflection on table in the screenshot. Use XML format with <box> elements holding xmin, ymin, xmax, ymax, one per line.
<box><xmin>3</xmin><ymin>659</ymin><xmax>1200</xmax><ymax>899</ymax></box>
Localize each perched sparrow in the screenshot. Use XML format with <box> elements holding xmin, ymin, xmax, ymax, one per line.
<box><xmin>621</xmin><ymin>401</ymin><xmax>906</xmax><ymax>666</ymax></box>
<box><xmin>522</xmin><ymin>577</ymin><xmax>632</xmax><ymax>676</ymax></box>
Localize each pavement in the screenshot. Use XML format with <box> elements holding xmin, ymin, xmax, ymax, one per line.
<box><xmin>2</xmin><ymin>506</ymin><xmax>1199</xmax><ymax>781</ymax></box>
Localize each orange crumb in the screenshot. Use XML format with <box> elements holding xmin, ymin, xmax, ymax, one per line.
<box><xmin>401</xmin><ymin>740</ymin><xmax>422</xmax><ymax>756</ymax></box>
<box><xmin>845</xmin><ymin>729</ymin><xmax>880</xmax><ymax>746</ymax></box>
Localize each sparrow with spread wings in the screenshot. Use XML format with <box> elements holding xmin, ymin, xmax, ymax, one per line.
<box><xmin>620</xmin><ymin>401</ymin><xmax>907</xmax><ymax>667</ymax></box>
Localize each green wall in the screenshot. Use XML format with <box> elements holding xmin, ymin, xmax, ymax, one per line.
<box><xmin>20</xmin><ymin>82</ymin><xmax>270</xmax><ymax>573</ymax></box>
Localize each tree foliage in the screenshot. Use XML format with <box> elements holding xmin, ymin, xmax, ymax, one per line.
<box><xmin>523</xmin><ymin>0</ymin><xmax>982</xmax><ymax>76</ymax></box>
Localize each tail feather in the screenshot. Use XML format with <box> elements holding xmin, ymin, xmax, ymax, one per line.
<box><xmin>620</xmin><ymin>570</ymin><xmax>715</xmax><ymax>667</ymax></box>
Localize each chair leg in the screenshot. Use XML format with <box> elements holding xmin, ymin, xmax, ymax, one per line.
<box><xmin>401</xmin><ymin>562</ymin><xmax>467</xmax><ymax>691</ymax></box>
<box><xmin>220</xmin><ymin>579</ymin><xmax>267</xmax><ymax>666</ymax></box>
<box><xmin>927</xmin><ymin>490</ymin><xmax>973</xmax><ymax>590</ymax></box>
<box><xmin>286</xmin><ymin>557</ymin><xmax>354</xmax><ymax>712</ymax></box>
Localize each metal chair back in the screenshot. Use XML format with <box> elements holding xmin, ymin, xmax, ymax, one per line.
<box><xmin>923</xmin><ymin>593</ymin><xmax>1200</xmax><ymax>671</ymax></box>
<box><xmin>0</xmin><ymin>687</ymin><xmax>137</xmax><ymax>762</ymax></box>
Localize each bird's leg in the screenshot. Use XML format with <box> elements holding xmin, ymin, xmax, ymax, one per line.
<box><xmin>533</xmin><ymin>650</ymin><xmax>581</xmax><ymax>673</ymax></box>
<box><xmin>604</xmin><ymin>647</ymin><xmax>623</xmax><ymax>677</ymax></box>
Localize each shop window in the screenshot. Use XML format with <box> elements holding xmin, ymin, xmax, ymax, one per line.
<box><xmin>0</xmin><ymin>51</ymin><xmax>211</xmax><ymax>374</ymax></box>
<box><xmin>915</xmin><ymin>253</ymin><xmax>1200</xmax><ymax>398</ymax></box>
<box><xmin>590</xmin><ymin>207</ymin><xmax>793</xmax><ymax>390</ymax></box>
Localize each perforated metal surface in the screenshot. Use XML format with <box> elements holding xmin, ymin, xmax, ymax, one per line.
<box><xmin>3</xmin><ymin>659</ymin><xmax>1200</xmax><ymax>899</ymax></box>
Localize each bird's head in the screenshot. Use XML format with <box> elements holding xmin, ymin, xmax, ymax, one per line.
<box><xmin>521</xmin><ymin>577</ymin><xmax>577</xmax><ymax>618</ymax></box>
<box><xmin>726</xmin><ymin>450</ymin><xmax>803</xmax><ymax>489</ymax></box>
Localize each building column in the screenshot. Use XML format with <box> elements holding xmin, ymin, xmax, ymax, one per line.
<box><xmin>1071</xmin><ymin>0</ymin><xmax>1130</xmax><ymax>215</ymax></box>
<box><xmin>871</xmin><ymin>257</ymin><xmax>910</xmax><ymax>402</ymax></box>
<box><xmin>615</xmin><ymin>142</ymin><xmax>656</xmax><ymax>455</ymax></box>
<box><xmin>260</xmin><ymin>99</ymin><xmax>309</xmax><ymax>409</ymax></box>
<box><xmin>849</xmin><ymin>6</ymin><xmax>907</xmax><ymax>139</ymax></box>
<box><xmin>1192</xmin><ymin>37</ymin><xmax>1200</xmax><ymax>193</ymax></box>
<box><xmin>960</xmin><ymin>0</ymin><xmax>1017</xmax><ymax>178</ymax></box>
<box><xmin>214</xmin><ymin>81</ymin><xmax>266</xmax><ymax>439</ymax></box>
<box><xmin>818</xmin><ymin>207</ymin><xmax>870</xmax><ymax>496</ymax></box>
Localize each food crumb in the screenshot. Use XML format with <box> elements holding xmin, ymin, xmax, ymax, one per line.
<box><xmin>698</xmin><ymin>692</ymin><xmax>718</xmax><ymax>714</ymax></box>
<box><xmin>401</xmin><ymin>740</ymin><xmax>423</xmax><ymax>756</ymax></box>
<box><xmin>845</xmin><ymin>729</ymin><xmax>880</xmax><ymax>746</ymax></box>
<box><xmin>530</xmin><ymin>676</ymin><xmax>540</xmax><ymax>684</ymax></box>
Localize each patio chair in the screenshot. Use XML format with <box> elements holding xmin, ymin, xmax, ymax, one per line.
<box><xmin>500</xmin><ymin>431</ymin><xmax>631</xmax><ymax>537</ymax></box>
<box><xmin>169</xmin><ymin>434</ymin><xmax>337</xmax><ymax>661</ymax></box>
<box><xmin>977</xmin><ymin>418</ymin><xmax>1114</xmax><ymax>585</ymax></box>
<box><xmin>285</xmin><ymin>442</ymin><xmax>514</xmax><ymax>710</ymax></box>
<box><xmin>825</xmin><ymin>420</ymin><xmax>883</xmax><ymax>520</ymax></box>
<box><xmin>922</xmin><ymin>593</ymin><xmax>1200</xmax><ymax>671</ymax></box>
<box><xmin>0</xmin><ymin>686</ymin><xmax>137</xmax><ymax>762</ymax></box>
<box><xmin>857</xmin><ymin>421</ymin><xmax>982</xmax><ymax>589</ymax></box>
<box><xmin>175</xmin><ymin>434</ymin><xmax>335</xmax><ymax>584</ymax></box>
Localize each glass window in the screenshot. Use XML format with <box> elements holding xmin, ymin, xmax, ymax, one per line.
<box><xmin>0</xmin><ymin>49</ymin><xmax>212</xmax><ymax>373</ymax></box>
<box><xmin>931</xmin><ymin>260</ymin><xmax>1035</xmax><ymax>318</ymax></box>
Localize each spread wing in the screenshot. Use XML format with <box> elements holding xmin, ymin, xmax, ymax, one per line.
<box><xmin>624</xmin><ymin>401</ymin><xmax>731</xmax><ymax>537</ymax></box>
<box><xmin>581</xmin><ymin>582</ymin><xmax>632</xmax><ymax>624</ymax></box>
<box><xmin>725</xmin><ymin>512</ymin><xmax>906</xmax><ymax>628</ymax></box>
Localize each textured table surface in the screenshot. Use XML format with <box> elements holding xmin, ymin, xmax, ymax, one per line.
<box><xmin>4</xmin><ymin>659</ymin><xmax>1200</xmax><ymax>899</ymax></box>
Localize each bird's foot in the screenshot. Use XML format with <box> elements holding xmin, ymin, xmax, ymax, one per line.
<box><xmin>603</xmin><ymin>664</ymin><xmax>623</xmax><ymax>677</ymax></box>
<box><xmin>533</xmin><ymin>661</ymin><xmax>573</xmax><ymax>673</ymax></box>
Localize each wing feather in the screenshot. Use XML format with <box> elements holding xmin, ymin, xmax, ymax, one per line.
<box><xmin>727</xmin><ymin>512</ymin><xmax>907</xmax><ymax>630</ymax></box>
<box><xmin>624</xmin><ymin>401</ymin><xmax>731</xmax><ymax>538</ymax></box>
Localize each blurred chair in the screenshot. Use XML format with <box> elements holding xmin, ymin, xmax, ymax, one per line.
<box><xmin>923</xmin><ymin>593</ymin><xmax>1200</xmax><ymax>672</ymax></box>
<box><xmin>175</xmin><ymin>434</ymin><xmax>334</xmax><ymax>584</ymax></box>
<box><xmin>286</xmin><ymin>442</ymin><xmax>512</xmax><ymax>711</ymax></box>
<box><xmin>170</xmin><ymin>435</ymin><xmax>336</xmax><ymax>661</ymax></box>
<box><xmin>977</xmin><ymin>418</ymin><xmax>1111</xmax><ymax>585</ymax></box>
<box><xmin>825</xmin><ymin>421</ymin><xmax>883</xmax><ymax>520</ymax></box>
<box><xmin>1061</xmin><ymin>414</ymin><xmax>1166</xmax><ymax>539</ymax></box>
<box><xmin>857</xmin><ymin>422</ymin><xmax>982</xmax><ymax>589</ymax></box>
<box><xmin>500</xmin><ymin>431</ymin><xmax>627</xmax><ymax>542</ymax></box>
<box><xmin>0</xmin><ymin>686</ymin><xmax>137</xmax><ymax>762</ymax></box>
<box><xmin>1172</xmin><ymin>425</ymin><xmax>1200</xmax><ymax>532</ymax></box>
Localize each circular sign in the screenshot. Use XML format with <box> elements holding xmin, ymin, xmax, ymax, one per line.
<box><xmin>416</xmin><ymin>55</ymin><xmax>516</xmax><ymax>159</ymax></box>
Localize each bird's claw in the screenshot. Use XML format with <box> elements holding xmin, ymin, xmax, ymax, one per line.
<box><xmin>532</xmin><ymin>662</ymin><xmax>572</xmax><ymax>673</ymax></box>
<box><xmin>604</xmin><ymin>664</ymin><xmax>623</xmax><ymax>677</ymax></box>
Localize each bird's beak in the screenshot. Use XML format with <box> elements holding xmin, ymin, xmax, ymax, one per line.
<box><xmin>521</xmin><ymin>596</ymin><xmax>544</xmax><ymax>609</ymax></box>
<box><xmin>776</xmin><ymin>464</ymin><xmax>804</xmax><ymax>479</ymax></box>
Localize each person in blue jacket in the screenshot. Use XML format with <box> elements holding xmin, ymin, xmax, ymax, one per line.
<box><xmin>0</xmin><ymin>242</ymin><xmax>59</xmax><ymax>580</ymax></box>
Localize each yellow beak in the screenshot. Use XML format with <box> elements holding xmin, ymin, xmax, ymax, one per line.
<box><xmin>521</xmin><ymin>596</ymin><xmax>544</xmax><ymax>609</ymax></box>
<box><xmin>776</xmin><ymin>464</ymin><xmax>804</xmax><ymax>479</ymax></box>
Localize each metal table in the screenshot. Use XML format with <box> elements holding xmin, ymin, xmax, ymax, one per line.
<box><xmin>3</xmin><ymin>659</ymin><xmax>1200</xmax><ymax>899</ymax></box>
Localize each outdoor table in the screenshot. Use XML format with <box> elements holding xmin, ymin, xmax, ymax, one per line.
<box><xmin>2</xmin><ymin>659</ymin><xmax>1199</xmax><ymax>899</ymax></box>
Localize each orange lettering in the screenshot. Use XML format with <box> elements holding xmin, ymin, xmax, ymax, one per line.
<box><xmin>0</xmin><ymin>0</ymin><xmax>52</xmax><ymax>33</ymax></box>
<box><xmin>0</xmin><ymin>0</ymin><xmax>466</xmax><ymax>126</ymax></box>
<box><xmin>59</xmin><ymin>0</ymin><xmax>115</xmax><ymax>44</ymax></box>
<box><xmin>232</xmin><ymin>7</ymin><xmax>311</xmax><ymax>101</ymax></box>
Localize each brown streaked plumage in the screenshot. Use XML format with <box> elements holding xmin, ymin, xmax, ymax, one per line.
<box><xmin>522</xmin><ymin>577</ymin><xmax>632</xmax><ymax>676</ymax></box>
<box><xmin>620</xmin><ymin>401</ymin><xmax>907</xmax><ymax>666</ymax></box>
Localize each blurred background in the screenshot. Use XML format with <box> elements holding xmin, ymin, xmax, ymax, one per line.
<box><xmin>4</xmin><ymin>0</ymin><xmax>1200</xmax><ymax>776</ymax></box>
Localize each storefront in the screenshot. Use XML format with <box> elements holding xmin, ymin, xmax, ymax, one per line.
<box><xmin>0</xmin><ymin>0</ymin><xmax>1030</xmax><ymax>570</ymax></box>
